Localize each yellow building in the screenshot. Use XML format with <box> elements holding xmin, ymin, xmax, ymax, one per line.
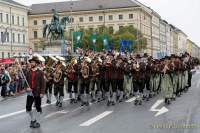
<box><xmin>0</xmin><ymin>0</ymin><xmax>29</xmax><ymax>58</ymax></box>
<box><xmin>28</xmin><ymin>0</ymin><xmax>152</xmax><ymax>55</ymax></box>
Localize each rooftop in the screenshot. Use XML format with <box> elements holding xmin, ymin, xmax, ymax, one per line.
<box><xmin>29</xmin><ymin>0</ymin><xmax>140</xmax><ymax>15</ymax></box>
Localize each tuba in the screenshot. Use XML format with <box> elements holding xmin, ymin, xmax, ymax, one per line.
<box><xmin>81</xmin><ymin>62</ymin><xmax>89</xmax><ymax>79</ymax></box>
<box><xmin>54</xmin><ymin>63</ymin><xmax>63</xmax><ymax>83</ymax></box>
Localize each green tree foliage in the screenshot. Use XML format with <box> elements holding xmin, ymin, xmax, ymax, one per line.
<box><xmin>75</xmin><ymin>25</ymin><xmax>147</xmax><ymax>52</ymax></box>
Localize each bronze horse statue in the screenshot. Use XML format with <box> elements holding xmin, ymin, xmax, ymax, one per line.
<box><xmin>43</xmin><ymin>9</ymin><xmax>70</xmax><ymax>42</ymax></box>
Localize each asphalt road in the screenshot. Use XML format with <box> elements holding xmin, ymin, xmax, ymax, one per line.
<box><xmin>0</xmin><ymin>70</ymin><xmax>200</xmax><ymax>133</ymax></box>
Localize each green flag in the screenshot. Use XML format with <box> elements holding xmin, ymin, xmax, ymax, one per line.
<box><xmin>73</xmin><ymin>31</ymin><xmax>83</xmax><ymax>50</ymax></box>
<box><xmin>89</xmin><ymin>33</ymin><xmax>97</xmax><ymax>51</ymax></box>
<box><xmin>102</xmin><ymin>34</ymin><xmax>109</xmax><ymax>50</ymax></box>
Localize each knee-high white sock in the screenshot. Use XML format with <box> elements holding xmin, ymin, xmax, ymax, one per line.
<box><xmin>35</xmin><ymin>111</ymin><xmax>41</xmax><ymax>123</ymax></box>
<box><xmin>28</xmin><ymin>111</ymin><xmax>35</xmax><ymax>121</ymax></box>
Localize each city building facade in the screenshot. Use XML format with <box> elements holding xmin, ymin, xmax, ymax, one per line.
<box><xmin>28</xmin><ymin>0</ymin><xmax>152</xmax><ymax>55</ymax></box>
<box><xmin>0</xmin><ymin>0</ymin><xmax>29</xmax><ymax>58</ymax></box>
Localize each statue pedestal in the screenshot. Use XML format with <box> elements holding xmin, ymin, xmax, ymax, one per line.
<box><xmin>43</xmin><ymin>40</ymin><xmax>68</xmax><ymax>56</ymax></box>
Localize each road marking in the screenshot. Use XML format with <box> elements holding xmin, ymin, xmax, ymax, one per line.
<box><xmin>80</xmin><ymin>111</ymin><xmax>113</xmax><ymax>126</ymax></box>
<box><xmin>0</xmin><ymin>98</ymin><xmax>70</xmax><ymax>120</ymax></box>
<box><xmin>125</xmin><ymin>97</ymin><xmax>136</xmax><ymax>103</ymax></box>
<box><xmin>150</xmin><ymin>99</ymin><xmax>169</xmax><ymax>117</ymax></box>
<box><xmin>45</xmin><ymin>110</ymin><xmax>69</xmax><ymax>118</ymax></box>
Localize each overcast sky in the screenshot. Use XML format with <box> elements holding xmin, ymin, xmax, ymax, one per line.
<box><xmin>15</xmin><ymin>0</ymin><xmax>200</xmax><ymax>46</ymax></box>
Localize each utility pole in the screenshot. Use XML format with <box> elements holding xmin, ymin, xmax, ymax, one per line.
<box><xmin>70</xmin><ymin>0</ymin><xmax>74</xmax><ymax>54</ymax></box>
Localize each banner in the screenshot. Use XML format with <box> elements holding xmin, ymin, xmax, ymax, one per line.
<box><xmin>73</xmin><ymin>31</ymin><xmax>83</xmax><ymax>51</ymax></box>
<box><xmin>90</xmin><ymin>33</ymin><xmax>97</xmax><ymax>51</ymax></box>
<box><xmin>102</xmin><ymin>34</ymin><xmax>109</xmax><ymax>50</ymax></box>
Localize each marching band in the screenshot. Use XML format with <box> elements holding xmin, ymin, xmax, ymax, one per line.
<box><xmin>41</xmin><ymin>51</ymin><xmax>199</xmax><ymax>106</ymax></box>
<box><xmin>25</xmin><ymin>50</ymin><xmax>199</xmax><ymax>128</ymax></box>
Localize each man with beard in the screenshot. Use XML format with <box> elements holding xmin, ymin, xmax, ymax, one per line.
<box><xmin>26</xmin><ymin>56</ymin><xmax>45</xmax><ymax>128</ymax></box>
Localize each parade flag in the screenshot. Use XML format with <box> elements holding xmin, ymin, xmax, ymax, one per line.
<box><xmin>73</xmin><ymin>31</ymin><xmax>83</xmax><ymax>50</ymax></box>
<box><xmin>127</xmin><ymin>40</ymin><xmax>134</xmax><ymax>53</ymax></box>
<box><xmin>120</xmin><ymin>40</ymin><xmax>127</xmax><ymax>53</ymax></box>
<box><xmin>90</xmin><ymin>33</ymin><xmax>97</xmax><ymax>51</ymax></box>
<box><xmin>102</xmin><ymin>34</ymin><xmax>109</xmax><ymax>50</ymax></box>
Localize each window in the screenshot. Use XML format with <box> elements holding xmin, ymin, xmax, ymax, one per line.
<box><xmin>129</xmin><ymin>14</ymin><xmax>133</xmax><ymax>19</ymax></box>
<box><xmin>42</xmin><ymin>20</ymin><xmax>46</xmax><ymax>25</ymax></box>
<box><xmin>34</xmin><ymin>31</ymin><xmax>38</xmax><ymax>39</ymax></box>
<box><xmin>70</xmin><ymin>18</ymin><xmax>74</xmax><ymax>23</ymax></box>
<box><xmin>2</xmin><ymin>52</ymin><xmax>4</xmax><ymax>59</ymax></box>
<box><xmin>119</xmin><ymin>26</ymin><xmax>123</xmax><ymax>30</ymax></box>
<box><xmin>17</xmin><ymin>16</ymin><xmax>19</xmax><ymax>25</ymax></box>
<box><xmin>89</xmin><ymin>28</ymin><xmax>93</xmax><ymax>32</ymax></box>
<box><xmin>89</xmin><ymin>17</ymin><xmax>93</xmax><ymax>22</ymax></box>
<box><xmin>109</xmin><ymin>26</ymin><xmax>114</xmax><ymax>34</ymax></box>
<box><xmin>18</xmin><ymin>34</ymin><xmax>20</xmax><ymax>43</ymax></box>
<box><xmin>6</xmin><ymin>14</ymin><xmax>9</xmax><ymax>23</ymax></box>
<box><xmin>12</xmin><ymin>33</ymin><xmax>15</xmax><ymax>43</ymax></box>
<box><xmin>109</xmin><ymin>15</ymin><xmax>113</xmax><ymax>20</ymax></box>
<box><xmin>33</xmin><ymin>20</ymin><xmax>37</xmax><ymax>25</ymax></box>
<box><xmin>12</xmin><ymin>15</ymin><xmax>14</xmax><ymax>25</ymax></box>
<box><xmin>0</xmin><ymin>13</ymin><xmax>3</xmax><ymax>22</ymax></box>
<box><xmin>99</xmin><ymin>16</ymin><xmax>103</xmax><ymax>21</ymax></box>
<box><xmin>22</xmin><ymin>17</ymin><xmax>24</xmax><ymax>26</ymax></box>
<box><xmin>7</xmin><ymin>33</ymin><xmax>9</xmax><ymax>42</ymax></box>
<box><xmin>1</xmin><ymin>32</ymin><xmax>3</xmax><ymax>42</ymax></box>
<box><xmin>79</xmin><ymin>17</ymin><xmax>83</xmax><ymax>22</ymax></box>
<box><xmin>119</xmin><ymin>15</ymin><xmax>123</xmax><ymax>20</ymax></box>
<box><xmin>98</xmin><ymin>26</ymin><xmax>104</xmax><ymax>33</ymax></box>
<box><xmin>23</xmin><ymin>34</ymin><xmax>25</xmax><ymax>44</ymax></box>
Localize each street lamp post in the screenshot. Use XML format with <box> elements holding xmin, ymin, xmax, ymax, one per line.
<box><xmin>70</xmin><ymin>0</ymin><xmax>74</xmax><ymax>54</ymax></box>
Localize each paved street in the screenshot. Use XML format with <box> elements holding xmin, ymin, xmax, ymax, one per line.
<box><xmin>0</xmin><ymin>71</ymin><xmax>200</xmax><ymax>133</ymax></box>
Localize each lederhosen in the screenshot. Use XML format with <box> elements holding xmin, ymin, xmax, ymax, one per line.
<box><xmin>54</xmin><ymin>72</ymin><xmax>65</xmax><ymax>97</ymax></box>
<box><xmin>67</xmin><ymin>65</ymin><xmax>78</xmax><ymax>94</ymax></box>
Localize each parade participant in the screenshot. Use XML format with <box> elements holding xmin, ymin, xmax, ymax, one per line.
<box><xmin>115</xmin><ymin>55</ymin><xmax>125</xmax><ymax>102</ymax></box>
<box><xmin>143</xmin><ymin>54</ymin><xmax>152</xmax><ymax>101</ymax></box>
<box><xmin>66</xmin><ymin>58</ymin><xmax>79</xmax><ymax>104</ymax></box>
<box><xmin>161</xmin><ymin>56</ymin><xmax>173</xmax><ymax>104</ymax></box>
<box><xmin>26</xmin><ymin>56</ymin><xmax>45</xmax><ymax>128</ymax></box>
<box><xmin>80</xmin><ymin>58</ymin><xmax>90</xmax><ymax>106</ymax></box>
<box><xmin>53</xmin><ymin>61</ymin><xmax>65</xmax><ymax>107</ymax></box>
<box><xmin>104</xmin><ymin>53</ymin><xmax>116</xmax><ymax>106</ymax></box>
<box><xmin>123</xmin><ymin>58</ymin><xmax>133</xmax><ymax>99</ymax></box>
<box><xmin>170</xmin><ymin>54</ymin><xmax>178</xmax><ymax>100</ymax></box>
<box><xmin>44</xmin><ymin>67</ymin><xmax>54</xmax><ymax>104</ymax></box>
<box><xmin>90</xmin><ymin>57</ymin><xmax>101</xmax><ymax>103</ymax></box>
<box><xmin>132</xmin><ymin>54</ymin><xmax>146</xmax><ymax>105</ymax></box>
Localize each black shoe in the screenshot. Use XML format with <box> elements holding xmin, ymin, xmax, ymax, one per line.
<box><xmin>70</xmin><ymin>99</ymin><xmax>73</xmax><ymax>104</ymax></box>
<box><xmin>30</xmin><ymin>120</ymin><xmax>36</xmax><ymax>128</ymax></box>
<box><xmin>74</xmin><ymin>99</ymin><xmax>77</xmax><ymax>103</ymax></box>
<box><xmin>81</xmin><ymin>102</ymin><xmax>85</xmax><ymax>106</ymax></box>
<box><xmin>112</xmin><ymin>101</ymin><xmax>116</xmax><ymax>106</ymax></box>
<box><xmin>91</xmin><ymin>99</ymin><xmax>96</xmax><ymax>103</ymax></box>
<box><xmin>138</xmin><ymin>100</ymin><xmax>142</xmax><ymax>105</ymax></box>
<box><xmin>85</xmin><ymin>102</ymin><xmax>89</xmax><ymax>106</ymax></box>
<box><xmin>107</xmin><ymin>101</ymin><xmax>111</xmax><ymax>106</ymax></box>
<box><xmin>97</xmin><ymin>98</ymin><xmax>101</xmax><ymax>103</ymax></box>
<box><xmin>30</xmin><ymin>120</ymin><xmax>40</xmax><ymax>128</ymax></box>
<box><xmin>167</xmin><ymin>99</ymin><xmax>171</xmax><ymax>105</ymax></box>
<box><xmin>59</xmin><ymin>102</ymin><xmax>62</xmax><ymax>107</ymax></box>
<box><xmin>146</xmin><ymin>98</ymin><xmax>149</xmax><ymax>101</ymax></box>
<box><xmin>134</xmin><ymin>100</ymin><xmax>138</xmax><ymax>105</ymax></box>
<box><xmin>119</xmin><ymin>99</ymin><xmax>123</xmax><ymax>103</ymax></box>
